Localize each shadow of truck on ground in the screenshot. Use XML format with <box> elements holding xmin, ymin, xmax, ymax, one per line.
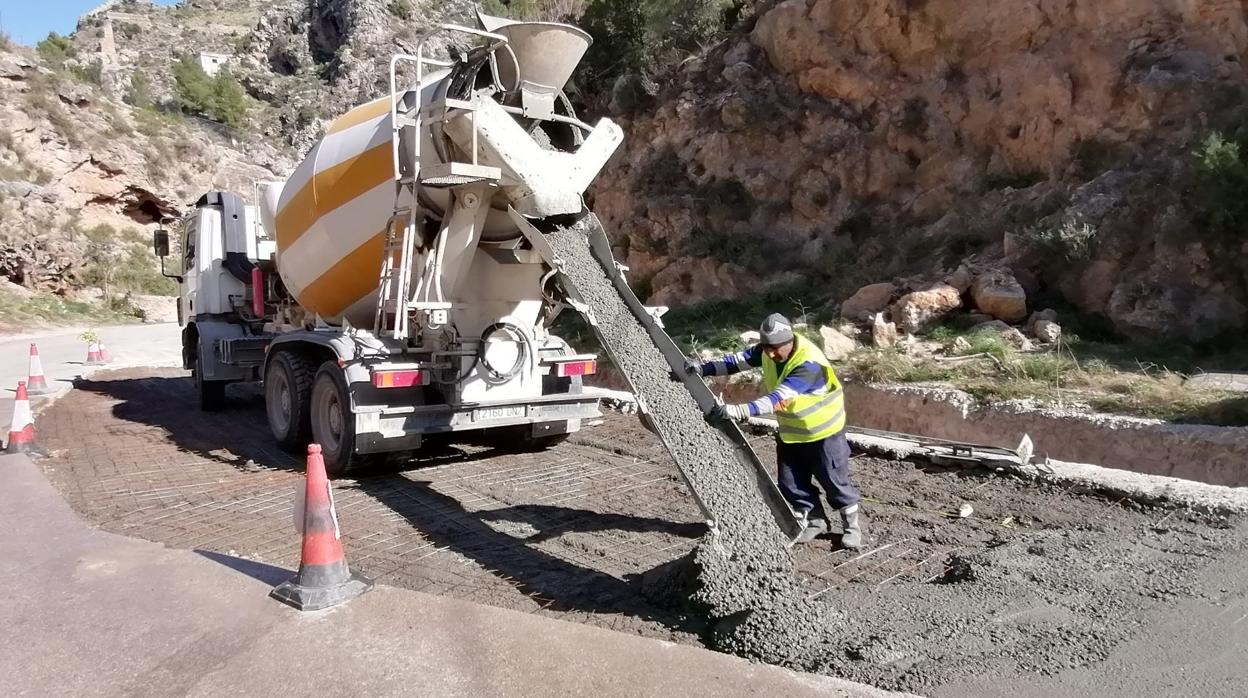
<box><xmin>75</xmin><ymin>371</ymin><xmax>709</xmax><ymax>638</ymax></box>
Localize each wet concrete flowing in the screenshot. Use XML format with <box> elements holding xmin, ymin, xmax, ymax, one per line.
<box><xmin>547</xmin><ymin>219</ymin><xmax>834</xmax><ymax>660</ymax></box>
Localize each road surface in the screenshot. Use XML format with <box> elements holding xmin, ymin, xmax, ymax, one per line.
<box><xmin>32</xmin><ymin>365</ymin><xmax>1248</xmax><ymax>696</ymax></box>
<box><xmin>0</xmin><ymin>323</ymin><xmax>181</xmax><ymax>435</ymax></box>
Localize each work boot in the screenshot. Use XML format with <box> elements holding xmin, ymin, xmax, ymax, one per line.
<box><xmin>839</xmin><ymin>504</ymin><xmax>863</xmax><ymax>549</ymax></box>
<box><xmin>794</xmin><ymin>513</ymin><xmax>828</xmax><ymax>544</ymax></box>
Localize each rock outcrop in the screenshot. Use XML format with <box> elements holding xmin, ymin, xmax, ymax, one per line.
<box><xmin>894</xmin><ymin>283</ymin><xmax>962</xmax><ymax>334</ymax></box>
<box><xmin>592</xmin><ymin>0</ymin><xmax>1248</xmax><ymax>342</ymax></box>
<box><xmin>971</xmin><ymin>271</ymin><xmax>1028</xmax><ymax>323</ymax></box>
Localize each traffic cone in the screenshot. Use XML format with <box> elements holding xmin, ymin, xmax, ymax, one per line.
<box><xmin>97</xmin><ymin>341</ymin><xmax>112</xmax><ymax>363</ymax></box>
<box><xmin>27</xmin><ymin>344</ymin><xmax>51</xmax><ymax>395</ymax></box>
<box><xmin>85</xmin><ymin>341</ymin><xmax>103</xmax><ymax>365</ymax></box>
<box><xmin>5</xmin><ymin>381</ymin><xmax>37</xmax><ymax>454</ymax></box>
<box><xmin>270</xmin><ymin>444</ymin><xmax>373</xmax><ymax>611</ymax></box>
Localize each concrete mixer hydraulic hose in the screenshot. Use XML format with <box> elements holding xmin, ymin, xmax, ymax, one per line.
<box><xmin>478</xmin><ymin>322</ymin><xmax>529</xmax><ymax>383</ymax></box>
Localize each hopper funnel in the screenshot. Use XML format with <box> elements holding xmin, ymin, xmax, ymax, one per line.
<box><xmin>477</xmin><ymin>12</ymin><xmax>592</xmax><ymax>94</ymax></box>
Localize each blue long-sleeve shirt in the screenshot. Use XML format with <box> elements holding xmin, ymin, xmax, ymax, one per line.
<box><xmin>701</xmin><ymin>345</ymin><xmax>825</xmax><ymax>417</ymax></box>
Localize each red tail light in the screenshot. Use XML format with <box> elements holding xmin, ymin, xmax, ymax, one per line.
<box><xmin>372</xmin><ymin>370</ymin><xmax>427</xmax><ymax>388</ymax></box>
<box><xmin>554</xmin><ymin>360</ymin><xmax>597</xmax><ymax>378</ymax></box>
<box><xmin>251</xmin><ymin>267</ymin><xmax>264</xmax><ymax>317</ymax></box>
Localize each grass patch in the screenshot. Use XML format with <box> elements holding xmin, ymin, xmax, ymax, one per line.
<box><xmin>840</xmin><ymin>336</ymin><xmax>1248</xmax><ymax>426</ymax></box>
<box><xmin>0</xmin><ymin>288</ymin><xmax>137</xmax><ymax>331</ymax></box>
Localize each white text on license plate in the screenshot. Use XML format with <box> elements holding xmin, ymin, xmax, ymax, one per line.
<box><xmin>475</xmin><ymin>406</ymin><xmax>525</xmax><ymax>421</ymax></box>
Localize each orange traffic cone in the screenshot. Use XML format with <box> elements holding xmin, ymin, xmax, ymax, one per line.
<box><xmin>270</xmin><ymin>444</ymin><xmax>373</xmax><ymax>611</ymax></box>
<box><xmin>27</xmin><ymin>344</ymin><xmax>51</xmax><ymax>395</ymax></box>
<box><xmin>5</xmin><ymin>381</ymin><xmax>37</xmax><ymax>454</ymax></box>
<box><xmin>85</xmin><ymin>341</ymin><xmax>103</xmax><ymax>365</ymax></box>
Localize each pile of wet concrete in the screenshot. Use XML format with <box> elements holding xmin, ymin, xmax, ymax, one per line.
<box><xmin>548</xmin><ymin>219</ymin><xmax>834</xmax><ymax>663</ymax></box>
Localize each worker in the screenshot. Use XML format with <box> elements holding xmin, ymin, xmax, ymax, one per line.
<box><xmin>673</xmin><ymin>313</ymin><xmax>863</xmax><ymax>548</ymax></box>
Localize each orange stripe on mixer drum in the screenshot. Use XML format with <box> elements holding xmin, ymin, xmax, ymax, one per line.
<box><xmin>327</xmin><ymin>97</ymin><xmax>390</xmax><ymax>136</ymax></box>
<box><xmin>276</xmin><ymin>144</ymin><xmax>394</xmax><ymax>249</ymax></box>
<box><xmin>297</xmin><ymin>232</ymin><xmax>386</xmax><ymax>317</ymax></box>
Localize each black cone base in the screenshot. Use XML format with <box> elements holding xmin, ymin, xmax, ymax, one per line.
<box><xmin>270</xmin><ymin>573</ymin><xmax>373</xmax><ymax>611</ymax></box>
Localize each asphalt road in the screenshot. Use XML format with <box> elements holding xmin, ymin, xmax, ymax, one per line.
<box><xmin>0</xmin><ymin>323</ymin><xmax>182</xmax><ymax>437</ymax></box>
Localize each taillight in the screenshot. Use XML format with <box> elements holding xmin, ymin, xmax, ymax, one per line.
<box><xmin>372</xmin><ymin>370</ymin><xmax>427</xmax><ymax>388</ymax></box>
<box><xmin>554</xmin><ymin>360</ymin><xmax>597</xmax><ymax>378</ymax></box>
<box><xmin>251</xmin><ymin>267</ymin><xmax>264</xmax><ymax>317</ymax></box>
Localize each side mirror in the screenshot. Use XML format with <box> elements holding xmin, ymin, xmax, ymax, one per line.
<box><xmin>153</xmin><ymin>229</ymin><xmax>170</xmax><ymax>257</ymax></box>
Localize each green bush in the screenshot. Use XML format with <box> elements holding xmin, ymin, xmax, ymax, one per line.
<box><xmin>127</xmin><ymin>73</ymin><xmax>153</xmax><ymax>109</ymax></box>
<box><xmin>958</xmin><ymin>330</ymin><xmax>1011</xmax><ymax>361</ymax></box>
<box><xmin>69</xmin><ymin>61</ymin><xmax>103</xmax><ymax>85</ymax></box>
<box><xmin>36</xmin><ymin>32</ymin><xmax>76</xmax><ymax>67</ymax></box>
<box><xmin>1191</xmin><ymin>131</ymin><xmax>1248</xmax><ymax>240</ymax></box>
<box><xmin>481</xmin><ymin>0</ymin><xmax>587</xmax><ymax>22</ymax></box>
<box><xmin>172</xmin><ymin>57</ymin><xmax>248</xmax><ymax>130</ymax></box>
<box><xmin>1018</xmin><ymin>216</ymin><xmax>1097</xmax><ymax>263</ymax></box>
<box><xmin>578</xmin><ymin>0</ymin><xmax>738</xmax><ymax>104</ymax></box>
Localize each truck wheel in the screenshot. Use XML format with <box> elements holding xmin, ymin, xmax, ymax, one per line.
<box><xmin>266</xmin><ymin>351</ymin><xmax>313</xmax><ymax>452</ymax></box>
<box><xmin>311</xmin><ymin>362</ymin><xmax>359</xmax><ymax>477</ymax></box>
<box><xmin>195</xmin><ymin>355</ymin><xmax>227</xmax><ymax>412</ymax></box>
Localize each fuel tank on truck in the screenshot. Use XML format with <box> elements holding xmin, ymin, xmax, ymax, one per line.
<box><xmin>271</xmin><ymin>73</ymin><xmax>525</xmax><ymax>328</ymax></box>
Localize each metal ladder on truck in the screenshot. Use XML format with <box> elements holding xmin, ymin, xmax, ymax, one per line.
<box><xmin>374</xmin><ymin>25</ymin><xmax>509</xmax><ymax>341</ymax></box>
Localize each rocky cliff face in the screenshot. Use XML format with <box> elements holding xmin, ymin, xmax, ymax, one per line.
<box><xmin>5</xmin><ymin>0</ymin><xmax>1248</xmax><ymax>342</ymax></box>
<box><xmin>594</xmin><ymin>0</ymin><xmax>1248</xmax><ymax>341</ymax></box>
<box><xmin>0</xmin><ymin>47</ymin><xmax>288</xmax><ymax>291</ymax></box>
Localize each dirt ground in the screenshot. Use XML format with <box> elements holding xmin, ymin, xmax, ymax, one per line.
<box><xmin>35</xmin><ymin>367</ymin><xmax>1247</xmax><ymax>695</ymax></box>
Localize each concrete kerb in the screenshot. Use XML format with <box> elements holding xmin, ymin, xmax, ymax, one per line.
<box><xmin>589</xmin><ymin>389</ymin><xmax>1248</xmax><ymax>517</ymax></box>
<box><xmin>844</xmin><ymin>383</ymin><xmax>1248</xmax><ymax>487</ymax></box>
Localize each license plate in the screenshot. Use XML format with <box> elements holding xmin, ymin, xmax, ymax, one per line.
<box><xmin>474</xmin><ymin>406</ymin><xmax>525</xmax><ymax>422</ymax></box>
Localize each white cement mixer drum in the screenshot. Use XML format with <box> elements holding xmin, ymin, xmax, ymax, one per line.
<box><xmin>273</xmin><ymin>70</ymin><xmax>518</xmax><ymax>327</ymax></box>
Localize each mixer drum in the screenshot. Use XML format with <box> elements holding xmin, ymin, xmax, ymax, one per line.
<box><xmin>272</xmin><ymin>71</ymin><xmax>520</xmax><ymax>327</ymax></box>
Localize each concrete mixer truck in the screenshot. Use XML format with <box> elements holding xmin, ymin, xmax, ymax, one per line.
<box><xmin>153</xmin><ymin>14</ymin><xmax>628</xmax><ymax>474</ymax></box>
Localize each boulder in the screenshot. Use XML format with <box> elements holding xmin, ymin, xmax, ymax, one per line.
<box><xmin>944</xmin><ymin>265</ymin><xmax>974</xmax><ymax>294</ymax></box>
<box><xmin>1002</xmin><ymin>327</ymin><xmax>1035</xmax><ymax>351</ymax></box>
<box><xmin>1034</xmin><ymin>319</ymin><xmax>1063</xmax><ymax>344</ymax></box>
<box><xmin>950</xmin><ymin>336</ymin><xmax>972</xmax><ymax>353</ymax></box>
<box><xmin>841</xmin><ymin>283</ymin><xmax>894</xmax><ymax>321</ymax></box>
<box><xmin>740</xmin><ymin>330</ymin><xmax>761</xmax><ymax>345</ymax></box>
<box><xmin>971</xmin><ymin>271</ymin><xmax>1028</xmax><ymax>322</ymax></box>
<box><xmin>871</xmin><ymin>312</ymin><xmax>898</xmax><ymax>347</ymax></box>
<box><xmin>893</xmin><ymin>283</ymin><xmax>962</xmax><ymax>334</ymax></box>
<box><xmin>818</xmin><ymin>325</ymin><xmax>859</xmax><ymax>360</ymax></box>
<box><xmin>1026</xmin><ymin>308</ymin><xmax>1059</xmax><ymax>334</ymax></box>
<box><xmin>0</xmin><ymin>54</ymin><xmax>34</xmax><ymax>80</ymax></box>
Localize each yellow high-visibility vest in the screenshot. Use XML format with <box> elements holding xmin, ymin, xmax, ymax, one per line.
<box><xmin>762</xmin><ymin>334</ymin><xmax>846</xmax><ymax>444</ymax></box>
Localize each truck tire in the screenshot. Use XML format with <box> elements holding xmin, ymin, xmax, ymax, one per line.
<box><xmin>266</xmin><ymin>351</ymin><xmax>313</xmax><ymax>453</ymax></box>
<box><xmin>195</xmin><ymin>355</ymin><xmax>227</xmax><ymax>412</ymax></box>
<box><xmin>310</xmin><ymin>362</ymin><xmax>361</xmax><ymax>477</ymax></box>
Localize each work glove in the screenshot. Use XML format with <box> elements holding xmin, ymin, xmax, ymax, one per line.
<box><xmin>706</xmin><ymin>403</ymin><xmax>749</xmax><ymax>425</ymax></box>
<box><xmin>669</xmin><ymin>357</ymin><xmax>702</xmax><ymax>382</ymax></box>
